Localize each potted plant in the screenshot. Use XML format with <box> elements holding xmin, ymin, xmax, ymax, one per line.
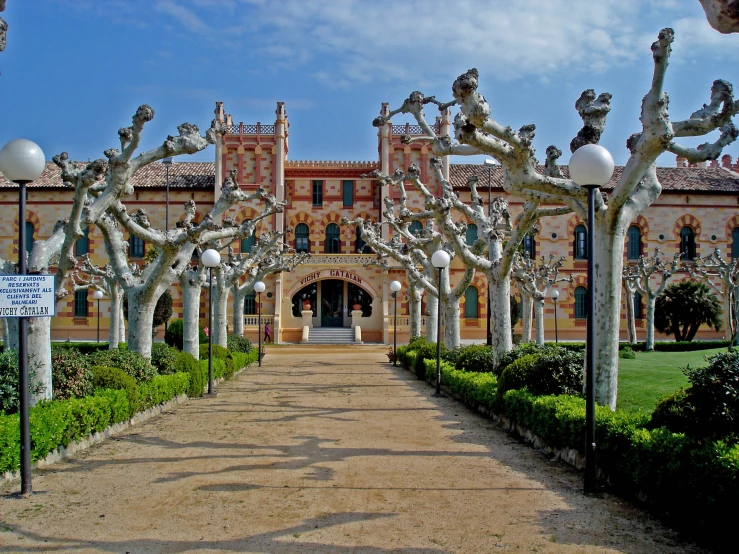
<box><xmin>387</xmin><ymin>348</ymin><xmax>396</xmax><ymax>363</ymax></box>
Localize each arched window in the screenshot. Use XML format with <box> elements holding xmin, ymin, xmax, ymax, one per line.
<box><xmin>465</xmin><ymin>224</ymin><xmax>478</xmax><ymax>246</ymax></box>
<box><xmin>129</xmin><ymin>235</ymin><xmax>145</xmax><ymax>258</ymax></box>
<box><xmin>241</xmin><ymin>220</ymin><xmax>256</xmax><ymax>254</ymax></box>
<box><xmin>523</xmin><ymin>234</ymin><xmax>536</xmax><ymax>259</ymax></box>
<box><xmin>732</xmin><ymin>227</ymin><xmax>739</xmax><ymax>259</ymax></box>
<box><xmin>76</xmin><ymin>227</ymin><xmax>89</xmax><ymax>256</ymax></box>
<box><xmin>634</xmin><ymin>291</ymin><xmax>643</xmax><ymax>319</ymax></box>
<box><xmin>464</xmin><ymin>286</ymin><xmax>479</xmax><ymax>318</ymax></box>
<box><xmin>25</xmin><ymin>221</ymin><xmax>35</xmax><ymax>254</ymax></box>
<box><xmin>409</xmin><ymin>221</ymin><xmax>423</xmax><ymax>237</ymax></box>
<box><xmin>356</xmin><ymin>227</ymin><xmax>370</xmax><ymax>253</ymax></box>
<box><xmin>295</xmin><ymin>223</ymin><xmax>310</xmax><ymax>253</ymax></box>
<box><xmin>680</xmin><ymin>226</ymin><xmax>696</xmax><ymax>260</ymax></box>
<box><xmin>574</xmin><ymin>286</ymin><xmax>587</xmax><ymax>319</ymax></box>
<box><xmin>325</xmin><ymin>223</ymin><xmax>341</xmax><ymax>254</ymax></box>
<box><xmin>574</xmin><ymin>224</ymin><xmax>587</xmax><ymax>259</ymax></box>
<box><xmin>627</xmin><ymin>225</ymin><xmax>642</xmax><ymax>260</ymax></box>
<box><xmin>244</xmin><ymin>292</ymin><xmax>256</xmax><ymax>315</ymax></box>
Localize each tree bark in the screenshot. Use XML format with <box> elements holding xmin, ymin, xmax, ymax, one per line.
<box><xmin>442</xmin><ymin>293</ymin><xmax>461</xmax><ymax>349</ymax></box>
<box><xmin>645</xmin><ymin>297</ymin><xmax>657</xmax><ymax>350</ymax></box>
<box><xmin>232</xmin><ymin>286</ymin><xmax>246</xmax><ymax>337</ymax></box>
<box><xmin>534</xmin><ymin>298</ymin><xmax>545</xmax><ymax>346</ymax></box>
<box><xmin>592</xmin><ymin>227</ymin><xmax>626</xmax><ymax>410</ymax></box>
<box><xmin>489</xmin><ymin>275</ymin><xmax>513</xmax><ymax>360</ymax></box>
<box><xmin>109</xmin><ymin>285</ymin><xmax>122</xmax><ymax>349</ymax></box>
<box><xmin>181</xmin><ymin>279</ymin><xmax>202</xmax><ymax>359</ymax></box>
<box><xmin>426</xmin><ymin>294</ymin><xmax>438</xmax><ymax>342</ymax></box>
<box><xmin>126</xmin><ymin>292</ymin><xmax>157</xmax><ymax>358</ymax></box>
<box><xmin>27</xmin><ymin>317</ymin><xmax>52</xmax><ymax>404</ymax></box>
<box><xmin>213</xmin><ymin>272</ymin><xmax>229</xmax><ymax>348</ymax></box>
<box><xmin>408</xmin><ymin>283</ymin><xmax>422</xmax><ymax>339</ymax></box>
<box><xmin>520</xmin><ymin>294</ymin><xmax>533</xmax><ymax>343</ymax></box>
<box><xmin>624</xmin><ymin>287</ymin><xmax>637</xmax><ymax>345</ymax></box>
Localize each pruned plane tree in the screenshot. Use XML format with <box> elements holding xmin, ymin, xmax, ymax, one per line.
<box><xmin>372</xmin><ymin>27</ymin><xmax>738</xmax><ymax>409</ymax></box>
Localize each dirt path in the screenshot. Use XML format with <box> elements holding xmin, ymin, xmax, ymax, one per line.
<box><xmin>0</xmin><ymin>346</ymin><xmax>705</xmax><ymax>553</ymax></box>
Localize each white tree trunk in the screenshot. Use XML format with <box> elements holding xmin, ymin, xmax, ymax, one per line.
<box><xmin>408</xmin><ymin>284</ymin><xmax>422</xmax><ymax>339</ymax></box>
<box><xmin>624</xmin><ymin>288</ymin><xmax>637</xmax><ymax>345</ymax></box>
<box><xmin>119</xmin><ymin>304</ymin><xmax>126</xmax><ymax>344</ymax></box>
<box><xmin>5</xmin><ymin>317</ymin><xmax>18</xmax><ymax>350</ymax></box>
<box><xmin>109</xmin><ymin>286</ymin><xmax>122</xmax><ymax>349</ymax></box>
<box><xmin>521</xmin><ymin>294</ymin><xmax>533</xmax><ymax>343</ymax></box>
<box><xmin>1</xmin><ymin>318</ymin><xmax>8</xmax><ymax>347</ymax></box>
<box><xmin>593</xmin><ymin>227</ymin><xmax>625</xmax><ymax>410</ymax></box>
<box><xmin>442</xmin><ymin>296</ymin><xmax>461</xmax><ymax>349</ymax></box>
<box><xmin>213</xmin><ymin>281</ymin><xmax>229</xmax><ymax>348</ymax></box>
<box><xmin>534</xmin><ymin>298</ymin><xmax>545</xmax><ymax>346</ymax></box>
<box><xmin>426</xmin><ymin>294</ymin><xmax>438</xmax><ymax>342</ymax></box>
<box><xmin>232</xmin><ymin>287</ymin><xmax>246</xmax><ymax>337</ymax></box>
<box><xmin>127</xmin><ymin>293</ymin><xmax>157</xmax><ymax>358</ymax></box>
<box><xmin>27</xmin><ymin>317</ymin><xmax>52</xmax><ymax>404</ymax></box>
<box><xmin>645</xmin><ymin>296</ymin><xmax>657</xmax><ymax>351</ymax></box>
<box><xmin>181</xmin><ymin>281</ymin><xmax>202</xmax><ymax>359</ymax></box>
<box><xmin>490</xmin><ymin>275</ymin><xmax>513</xmax><ymax>361</ymax></box>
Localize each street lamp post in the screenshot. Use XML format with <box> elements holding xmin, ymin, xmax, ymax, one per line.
<box><xmin>0</xmin><ymin>138</ymin><xmax>46</xmax><ymax>496</ymax></box>
<box><xmin>163</xmin><ymin>157</ymin><xmax>172</xmax><ymax>232</ymax></box>
<box><xmin>551</xmin><ymin>289</ymin><xmax>559</xmax><ymax>344</ymax></box>
<box><xmin>569</xmin><ymin>143</ymin><xmax>614</xmax><ymax>494</ymax></box>
<box><xmin>93</xmin><ymin>289</ymin><xmax>104</xmax><ymax>343</ymax></box>
<box><xmin>254</xmin><ymin>281</ymin><xmax>265</xmax><ymax>367</ymax></box>
<box><xmin>202</xmin><ymin>248</ymin><xmax>221</xmax><ymax>396</ymax></box>
<box><xmin>390</xmin><ymin>280</ymin><xmax>402</xmax><ymax>366</ymax></box>
<box><xmin>431</xmin><ymin>250</ymin><xmax>450</xmax><ymax>397</ymax></box>
<box><xmin>484</xmin><ymin>159</ymin><xmax>496</xmax><ymax>347</ymax></box>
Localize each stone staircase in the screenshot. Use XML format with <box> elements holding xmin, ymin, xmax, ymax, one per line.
<box><xmin>305</xmin><ymin>327</ymin><xmax>356</xmax><ymax>344</ymax></box>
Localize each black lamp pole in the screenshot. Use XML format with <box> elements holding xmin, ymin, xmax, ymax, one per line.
<box><xmin>487</xmin><ymin>163</ymin><xmax>492</xmax><ymax>346</ymax></box>
<box><xmin>97</xmin><ymin>296</ymin><xmax>101</xmax><ymax>343</ymax></box>
<box><xmin>392</xmin><ymin>291</ymin><xmax>398</xmax><ymax>366</ymax></box>
<box><xmin>17</xmin><ymin>179</ymin><xmax>32</xmax><ymax>495</ymax></box>
<box><xmin>553</xmin><ymin>295</ymin><xmax>559</xmax><ymax>344</ymax></box>
<box><xmin>434</xmin><ymin>266</ymin><xmax>444</xmax><ymax>397</ymax></box>
<box><xmin>584</xmin><ymin>184</ymin><xmax>598</xmax><ymax>493</ymax></box>
<box><xmin>257</xmin><ymin>290</ymin><xmax>262</xmax><ymax>367</ymax></box>
<box><xmin>207</xmin><ymin>266</ymin><xmax>214</xmax><ymax>395</ymax></box>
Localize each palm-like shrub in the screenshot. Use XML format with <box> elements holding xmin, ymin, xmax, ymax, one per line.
<box><xmin>655</xmin><ymin>281</ymin><xmax>722</xmax><ymax>342</ymax></box>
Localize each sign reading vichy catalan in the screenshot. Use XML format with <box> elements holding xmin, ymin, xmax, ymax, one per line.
<box><xmin>0</xmin><ymin>275</ymin><xmax>56</xmax><ymax>317</ymax></box>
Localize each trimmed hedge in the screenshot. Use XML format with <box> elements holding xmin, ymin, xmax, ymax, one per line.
<box><xmin>552</xmin><ymin>340</ymin><xmax>731</xmax><ymax>352</ymax></box>
<box><xmin>90</xmin><ymin>366</ymin><xmax>139</xmax><ymax>416</ymax></box>
<box><xmin>51</xmin><ymin>342</ymin><xmax>111</xmax><ymax>356</ymax></box>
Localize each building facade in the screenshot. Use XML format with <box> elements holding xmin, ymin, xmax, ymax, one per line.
<box><xmin>2</xmin><ymin>100</ymin><xmax>739</xmax><ymax>344</ymax></box>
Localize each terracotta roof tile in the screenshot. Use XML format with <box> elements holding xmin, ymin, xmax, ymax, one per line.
<box><xmin>0</xmin><ymin>161</ymin><xmax>215</xmax><ymax>190</ymax></box>
<box><xmin>449</xmin><ymin>164</ymin><xmax>739</xmax><ymax>194</ymax></box>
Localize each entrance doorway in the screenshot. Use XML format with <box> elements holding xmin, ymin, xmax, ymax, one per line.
<box><xmin>321</xmin><ymin>280</ymin><xmax>344</xmax><ymax>327</ymax></box>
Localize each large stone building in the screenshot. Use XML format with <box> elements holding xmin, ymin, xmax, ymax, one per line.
<box><xmin>2</xmin><ymin>101</ymin><xmax>739</xmax><ymax>344</ymax></box>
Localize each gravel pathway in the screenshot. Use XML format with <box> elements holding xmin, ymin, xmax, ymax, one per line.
<box><xmin>0</xmin><ymin>345</ymin><xmax>705</xmax><ymax>553</ymax></box>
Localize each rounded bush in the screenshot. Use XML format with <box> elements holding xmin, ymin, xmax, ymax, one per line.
<box><xmin>176</xmin><ymin>351</ymin><xmax>204</xmax><ymax>398</ymax></box>
<box><xmin>455</xmin><ymin>345</ymin><xmax>496</xmax><ymax>373</ymax></box>
<box><xmin>497</xmin><ymin>353</ymin><xmax>540</xmax><ymax>397</ymax></box>
<box><xmin>649</xmin><ymin>388</ymin><xmax>694</xmax><ymax>434</ymax></box>
<box><xmin>413</xmin><ymin>342</ymin><xmax>446</xmax><ymax>380</ymax></box>
<box><xmin>164</xmin><ymin>319</ymin><xmax>207</xmax><ymax>351</ymax></box>
<box><xmin>90</xmin><ymin>365</ymin><xmax>139</xmax><ymax>416</ymax></box>
<box><xmin>227</xmin><ymin>334</ymin><xmax>253</xmax><ymax>354</ymax></box>
<box><xmin>88</xmin><ymin>348</ymin><xmax>156</xmax><ymax>383</ymax></box>
<box><xmin>494</xmin><ymin>343</ymin><xmax>545</xmax><ymax>376</ymax></box>
<box><xmin>199</xmin><ymin>343</ymin><xmax>232</xmax><ymax>361</ymax></box>
<box><xmin>150</xmin><ymin>342</ymin><xmax>179</xmax><ymax>375</ymax></box>
<box><xmin>51</xmin><ymin>347</ymin><xmax>93</xmax><ymax>401</ymax></box>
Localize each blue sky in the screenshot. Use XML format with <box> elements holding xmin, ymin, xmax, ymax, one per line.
<box><xmin>2</xmin><ymin>0</ymin><xmax>739</xmax><ymax>169</ymax></box>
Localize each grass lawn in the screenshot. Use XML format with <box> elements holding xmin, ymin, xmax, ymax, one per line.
<box><xmin>617</xmin><ymin>347</ymin><xmax>727</xmax><ymax>414</ymax></box>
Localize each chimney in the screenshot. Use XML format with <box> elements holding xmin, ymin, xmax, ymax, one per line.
<box><xmin>225</xmin><ymin>114</ymin><xmax>233</xmax><ymax>126</ymax></box>
<box><xmin>676</xmin><ymin>156</ymin><xmax>687</xmax><ymax>167</ymax></box>
<box><xmin>696</xmin><ymin>161</ymin><xmax>707</xmax><ymax>169</ymax></box>
<box><xmin>710</xmin><ymin>159</ymin><xmax>719</xmax><ymax>168</ymax></box>
<box><xmin>722</xmin><ymin>154</ymin><xmax>732</xmax><ymax>168</ymax></box>
<box><xmin>214</xmin><ymin>101</ymin><xmax>225</xmax><ymax>122</ymax></box>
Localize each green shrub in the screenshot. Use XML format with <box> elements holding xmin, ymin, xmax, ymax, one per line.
<box><xmin>408</xmin><ymin>336</ymin><xmax>428</xmax><ymax>349</ymax></box>
<box><xmin>176</xmin><ymin>351</ymin><xmax>204</xmax><ymax>398</ymax></box>
<box><xmin>413</xmin><ymin>342</ymin><xmax>445</xmax><ymax>380</ymax></box>
<box><xmin>496</xmin><ymin>353</ymin><xmax>541</xmax><ymax>397</ymax></box>
<box><xmin>164</xmin><ymin>319</ymin><xmax>207</xmax><ymax>351</ymax></box>
<box><xmin>227</xmin><ymin>334</ymin><xmax>253</xmax><ymax>353</ymax></box>
<box><xmin>619</xmin><ymin>346</ymin><xmax>636</xmax><ymax>359</ymax></box>
<box><xmin>454</xmin><ymin>344</ymin><xmax>496</xmax><ymax>373</ymax></box>
<box><xmin>88</xmin><ymin>349</ymin><xmax>156</xmax><ymax>383</ymax></box>
<box><xmin>90</xmin><ymin>365</ymin><xmax>139</xmax><ymax>417</ymax></box>
<box><xmin>51</xmin><ymin>347</ymin><xmax>93</xmax><ymax>401</ymax></box>
<box><xmin>150</xmin><ymin>342</ymin><xmax>180</xmax><ymax>375</ymax></box>
<box><xmin>51</xmin><ymin>342</ymin><xmax>111</xmax><ymax>355</ymax></box>
<box><xmin>138</xmin><ymin>373</ymin><xmax>189</xmax><ymax>410</ymax></box>
<box><xmin>199</xmin><ymin>343</ymin><xmax>232</xmax><ymax>361</ymax></box>
<box><xmin>649</xmin><ymin>350</ymin><xmax>739</xmax><ymax>441</ymax></box>
<box><xmin>494</xmin><ymin>342</ymin><xmax>545</xmax><ymax>376</ymax></box>
<box><xmin>0</xmin><ymin>349</ymin><xmax>45</xmax><ymax>415</ymax></box>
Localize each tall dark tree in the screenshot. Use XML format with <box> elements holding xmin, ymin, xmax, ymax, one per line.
<box><xmin>655</xmin><ymin>281</ymin><xmax>723</xmax><ymax>342</ymax></box>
